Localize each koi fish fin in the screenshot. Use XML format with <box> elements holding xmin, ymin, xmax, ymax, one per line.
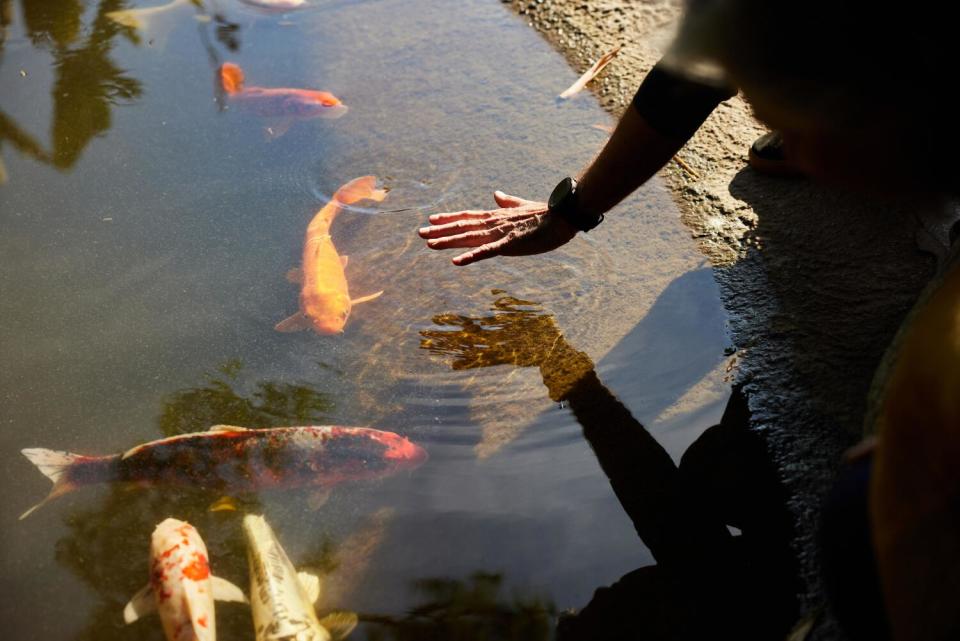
<box><xmin>264</xmin><ymin>118</ymin><xmax>294</xmax><ymax>140</ymax></box>
<box><xmin>332</xmin><ymin>176</ymin><xmax>388</xmax><ymax>206</ymax></box>
<box><xmin>297</xmin><ymin>571</ymin><xmax>321</xmax><ymax>604</ymax></box>
<box><xmin>209</xmin><ymin>495</ymin><xmax>239</xmax><ymax>512</ymax></box>
<box><xmin>211</xmin><ymin>576</ymin><xmax>248</xmax><ymax>603</ymax></box>
<box><xmin>286</xmin><ymin>267</ymin><xmax>304</xmax><ymax>283</ymax></box>
<box><xmin>307</xmin><ymin>488</ymin><xmax>332</xmax><ymax>511</ymax></box>
<box><xmin>219</xmin><ymin>62</ymin><xmax>245</xmax><ymax>94</ymax></box>
<box><xmin>19</xmin><ymin>448</ymin><xmax>84</xmax><ymax>520</ymax></box>
<box><xmin>339</xmin><ymin>255</ymin><xmax>348</xmax><ymax>268</ymax></box>
<box><xmin>275</xmin><ymin>311</ymin><xmax>312</xmax><ymax>333</ymax></box>
<box><xmin>351</xmin><ymin>290</ymin><xmax>383</xmax><ymax>306</ymax></box>
<box><xmin>208</xmin><ymin>424</ymin><xmax>252</xmax><ymax>432</ymax></box>
<box><xmin>318</xmin><ymin>611</ymin><xmax>359</xmax><ymax>640</ymax></box>
<box><xmin>123</xmin><ymin>584</ymin><xmax>155</xmax><ymax>623</ymax></box>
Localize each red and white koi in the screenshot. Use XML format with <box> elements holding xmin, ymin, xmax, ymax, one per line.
<box><xmin>20</xmin><ymin>425</ymin><xmax>427</xmax><ymax>519</ymax></box>
<box><xmin>124</xmin><ymin>518</ymin><xmax>246</xmax><ymax>641</ymax></box>
<box><xmin>244</xmin><ymin>514</ymin><xmax>357</xmax><ymax>641</ymax></box>
<box><xmin>276</xmin><ymin>176</ymin><xmax>387</xmax><ymax>335</ymax></box>
<box><xmin>218</xmin><ymin>62</ymin><xmax>347</xmax><ymax>138</ymax></box>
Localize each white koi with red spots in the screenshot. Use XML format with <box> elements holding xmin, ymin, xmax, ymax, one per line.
<box><xmin>124</xmin><ymin>518</ymin><xmax>246</xmax><ymax>641</ymax></box>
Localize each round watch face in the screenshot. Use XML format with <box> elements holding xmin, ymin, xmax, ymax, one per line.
<box><xmin>549</xmin><ymin>177</ymin><xmax>575</xmax><ymax>211</ymax></box>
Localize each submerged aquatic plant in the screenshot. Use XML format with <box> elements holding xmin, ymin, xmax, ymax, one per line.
<box><xmin>158</xmin><ymin>359</ymin><xmax>335</xmax><ymax>435</ymax></box>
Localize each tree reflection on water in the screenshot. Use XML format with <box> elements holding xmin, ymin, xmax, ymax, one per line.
<box><xmin>0</xmin><ymin>0</ymin><xmax>142</xmax><ymax>175</ymax></box>
<box><xmin>0</xmin><ymin>0</ymin><xmax>240</xmax><ymax>181</ymax></box>
<box><xmin>158</xmin><ymin>358</ymin><xmax>334</xmax><ymax>436</ymax></box>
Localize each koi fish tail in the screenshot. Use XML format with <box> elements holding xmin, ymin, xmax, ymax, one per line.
<box><xmin>19</xmin><ymin>449</ymin><xmax>115</xmax><ymax>520</ymax></box>
<box><xmin>220</xmin><ymin>62</ymin><xmax>246</xmax><ymax>95</ymax></box>
<box><xmin>332</xmin><ymin>176</ymin><xmax>388</xmax><ymax>207</ymax></box>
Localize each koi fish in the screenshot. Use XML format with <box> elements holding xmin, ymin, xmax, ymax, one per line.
<box><xmin>244</xmin><ymin>514</ymin><xmax>357</xmax><ymax>641</ymax></box>
<box><xmin>218</xmin><ymin>63</ymin><xmax>347</xmax><ymax>139</ymax></box>
<box><xmin>20</xmin><ymin>425</ymin><xmax>427</xmax><ymax>519</ymax></box>
<box><xmin>124</xmin><ymin>518</ymin><xmax>246</xmax><ymax>641</ymax></box>
<box><xmin>276</xmin><ymin>176</ymin><xmax>387</xmax><ymax>335</ymax></box>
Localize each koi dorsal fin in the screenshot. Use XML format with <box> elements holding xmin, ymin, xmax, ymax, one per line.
<box><xmin>208</xmin><ymin>425</ymin><xmax>251</xmax><ymax>433</ymax></box>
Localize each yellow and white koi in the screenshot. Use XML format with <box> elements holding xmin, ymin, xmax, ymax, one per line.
<box><xmin>243</xmin><ymin>514</ymin><xmax>357</xmax><ymax>641</ymax></box>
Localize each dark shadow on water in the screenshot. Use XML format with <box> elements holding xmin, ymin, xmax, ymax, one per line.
<box><xmin>360</xmin><ymin>572</ymin><xmax>555</xmax><ymax>641</ymax></box>
<box><xmin>421</xmin><ymin>291</ymin><xmax>800</xmax><ymax>641</ymax></box>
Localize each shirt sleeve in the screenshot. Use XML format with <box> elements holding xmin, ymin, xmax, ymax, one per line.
<box><xmin>631</xmin><ymin>62</ymin><xmax>737</xmax><ymax>141</ymax></box>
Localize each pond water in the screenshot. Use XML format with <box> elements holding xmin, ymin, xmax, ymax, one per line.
<box><xmin>0</xmin><ymin>0</ymin><xmax>750</xmax><ymax>639</ymax></box>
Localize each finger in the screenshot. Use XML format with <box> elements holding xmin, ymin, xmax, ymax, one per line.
<box><xmin>427</xmin><ymin>228</ymin><xmax>506</xmax><ymax>250</ymax></box>
<box><xmin>418</xmin><ymin>217</ymin><xmax>498</xmax><ymax>239</ymax></box>
<box><xmin>452</xmin><ymin>237</ymin><xmax>512</xmax><ymax>266</ymax></box>
<box><xmin>493</xmin><ymin>191</ymin><xmax>533</xmax><ymax>208</ymax></box>
<box><xmin>427</xmin><ymin>210</ymin><xmax>492</xmax><ymax>225</ymax></box>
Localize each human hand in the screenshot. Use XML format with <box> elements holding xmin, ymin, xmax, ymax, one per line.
<box><xmin>418</xmin><ymin>191</ymin><xmax>578</xmax><ymax>266</ymax></box>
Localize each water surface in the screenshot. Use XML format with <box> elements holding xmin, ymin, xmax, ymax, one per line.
<box><xmin>0</xmin><ymin>0</ymin><xmax>734</xmax><ymax>638</ymax></box>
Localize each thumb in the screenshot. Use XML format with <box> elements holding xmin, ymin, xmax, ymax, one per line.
<box><xmin>493</xmin><ymin>191</ymin><xmax>528</xmax><ymax>208</ymax></box>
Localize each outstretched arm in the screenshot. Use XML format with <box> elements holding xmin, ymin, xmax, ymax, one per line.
<box><xmin>418</xmin><ymin>63</ymin><xmax>735</xmax><ymax>266</ymax></box>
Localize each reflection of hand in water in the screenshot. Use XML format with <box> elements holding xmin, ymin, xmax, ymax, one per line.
<box><xmin>421</xmin><ymin>292</ymin><xmax>800</xmax><ymax>640</ymax></box>
<box><xmin>420</xmin><ymin>291</ymin><xmax>594</xmax><ymax>402</ymax></box>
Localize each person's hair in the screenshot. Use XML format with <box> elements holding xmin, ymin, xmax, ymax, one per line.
<box><xmin>666</xmin><ymin>0</ymin><xmax>960</xmax><ymax>192</ymax></box>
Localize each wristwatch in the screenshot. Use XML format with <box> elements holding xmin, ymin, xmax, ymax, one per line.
<box><xmin>547</xmin><ymin>177</ymin><xmax>604</xmax><ymax>232</ymax></box>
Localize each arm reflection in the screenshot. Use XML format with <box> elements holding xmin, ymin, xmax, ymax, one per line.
<box><xmin>421</xmin><ymin>292</ymin><xmax>800</xmax><ymax>640</ymax></box>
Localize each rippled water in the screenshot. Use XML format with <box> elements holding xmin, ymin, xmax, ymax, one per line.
<box><xmin>0</xmin><ymin>0</ymin><xmax>736</xmax><ymax>638</ymax></box>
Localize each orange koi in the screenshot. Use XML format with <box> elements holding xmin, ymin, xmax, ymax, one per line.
<box><xmin>276</xmin><ymin>176</ymin><xmax>387</xmax><ymax>334</ymax></box>
<box><xmin>218</xmin><ymin>63</ymin><xmax>347</xmax><ymax>138</ymax></box>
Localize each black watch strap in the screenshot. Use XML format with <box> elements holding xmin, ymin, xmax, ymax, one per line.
<box><xmin>548</xmin><ymin>177</ymin><xmax>604</xmax><ymax>232</ymax></box>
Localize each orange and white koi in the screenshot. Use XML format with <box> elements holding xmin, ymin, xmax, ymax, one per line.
<box><xmin>20</xmin><ymin>425</ymin><xmax>427</xmax><ymax>519</ymax></box>
<box><xmin>276</xmin><ymin>176</ymin><xmax>387</xmax><ymax>335</ymax></box>
<box><xmin>124</xmin><ymin>518</ymin><xmax>246</xmax><ymax>641</ymax></box>
<box><xmin>218</xmin><ymin>63</ymin><xmax>347</xmax><ymax>138</ymax></box>
<box><xmin>244</xmin><ymin>514</ymin><xmax>357</xmax><ymax>641</ymax></box>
